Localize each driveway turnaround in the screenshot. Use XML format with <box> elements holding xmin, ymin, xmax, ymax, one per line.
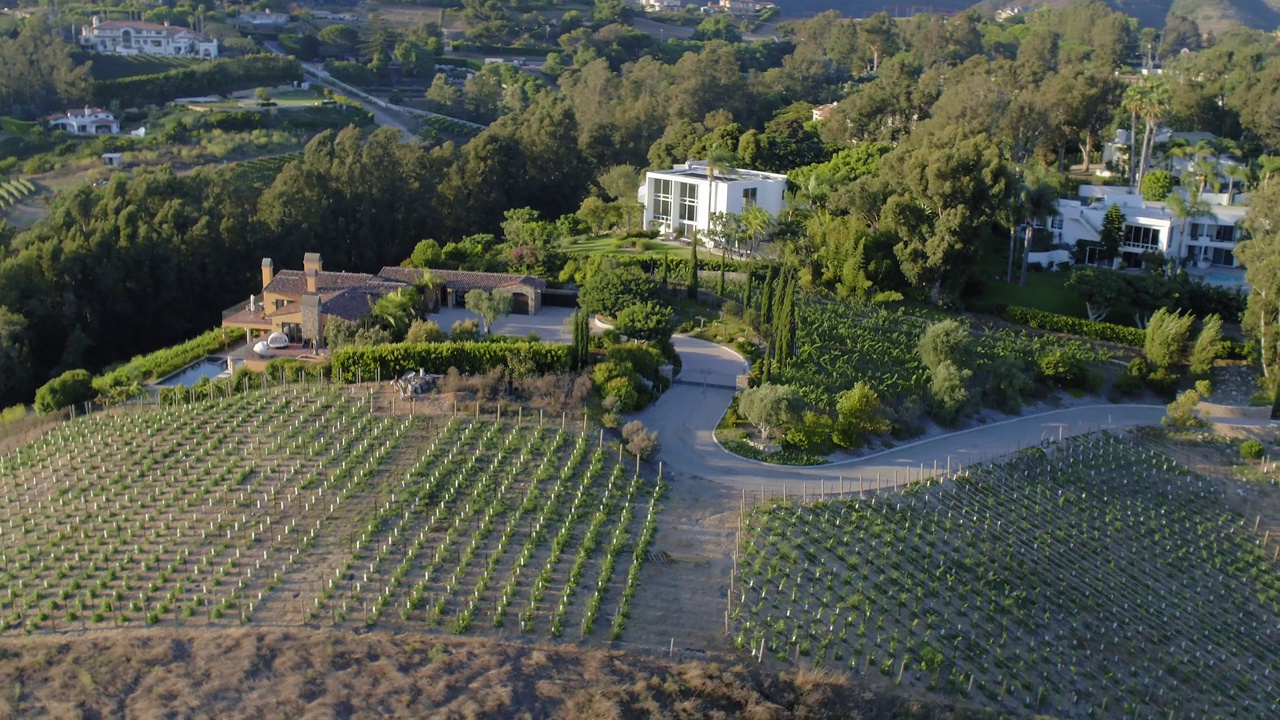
<box><xmin>640</xmin><ymin>336</ymin><xmax>1168</xmax><ymax>496</ymax></box>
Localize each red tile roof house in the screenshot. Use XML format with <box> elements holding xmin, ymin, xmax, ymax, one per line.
<box><xmin>221</xmin><ymin>253</ymin><xmax>547</xmax><ymax>368</ymax></box>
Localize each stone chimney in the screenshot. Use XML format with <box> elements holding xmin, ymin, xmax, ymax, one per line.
<box><xmin>261</xmin><ymin>258</ymin><xmax>274</xmax><ymax>290</ymax></box>
<box><xmin>303</xmin><ymin>252</ymin><xmax>322</xmax><ymax>275</ymax></box>
<box><xmin>305</xmin><ymin>268</ymin><xmax>318</xmax><ymax>293</ymax></box>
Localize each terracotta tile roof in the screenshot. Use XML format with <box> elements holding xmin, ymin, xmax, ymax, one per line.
<box><xmin>377</xmin><ymin>267</ymin><xmax>547</xmax><ymax>292</ymax></box>
<box><xmin>91</xmin><ymin>20</ymin><xmax>207</xmax><ymax>39</ymax></box>
<box><xmin>321</xmin><ymin>288</ymin><xmax>382</xmax><ymax>321</ymax></box>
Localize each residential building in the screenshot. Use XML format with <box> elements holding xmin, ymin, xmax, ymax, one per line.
<box><xmin>639</xmin><ymin>161</ymin><xmax>787</xmax><ymax>239</ymax></box>
<box><xmin>234</xmin><ymin>10</ymin><xmax>289</xmax><ymax>30</ymax></box>
<box><xmin>79</xmin><ymin>17</ymin><xmax>218</xmax><ymax>58</ymax></box>
<box><xmin>48</xmin><ymin>107</ymin><xmax>119</xmax><ymax>135</ymax></box>
<box><xmin>639</xmin><ymin>0</ymin><xmax>683</xmax><ymax>11</ymax></box>
<box><xmin>1052</xmin><ymin>186</ymin><xmax>1248</xmax><ymax>270</ymax></box>
<box><xmin>811</xmin><ymin>102</ymin><xmax>838</xmax><ymax>122</ymax></box>
<box><xmin>715</xmin><ymin>0</ymin><xmax>777</xmax><ymax>13</ymax></box>
<box><xmin>221</xmin><ymin>254</ymin><xmax>547</xmax><ymax>352</ymax></box>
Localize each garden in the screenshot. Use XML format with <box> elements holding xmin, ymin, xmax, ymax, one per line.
<box><xmin>731</xmin><ymin>431</ymin><xmax>1280</xmax><ymax>716</ymax></box>
<box><xmin>0</xmin><ymin>385</ymin><xmax>663</xmax><ymax>643</ymax></box>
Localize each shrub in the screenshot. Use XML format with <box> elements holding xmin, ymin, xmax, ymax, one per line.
<box><xmin>832</xmin><ymin>383</ymin><xmax>889</xmax><ymax>449</ymax></box>
<box><xmin>928</xmin><ymin>361</ymin><xmax>971</xmax><ymax>426</ymax></box>
<box><xmin>1163</xmin><ymin>388</ymin><xmax>1205</xmax><ymax>429</ymax></box>
<box><xmin>785</xmin><ymin>411</ymin><xmax>835</xmax><ymax>454</ymax></box>
<box><xmin>917</xmin><ymin>320</ymin><xmax>974</xmax><ymax>373</ymax></box>
<box><xmin>1036</xmin><ymin>350</ymin><xmax>1089</xmax><ymax>390</ymax></box>
<box><xmin>737</xmin><ymin>384</ymin><xmax>805</xmax><ymax>441</ymax></box>
<box><xmin>621</xmin><ymin>420</ymin><xmax>660</xmax><ymax>459</ymax></box>
<box><xmin>1189</xmin><ymin>314</ymin><xmax>1223</xmax><ymax>377</ymax></box>
<box><xmin>450</xmin><ymin>319</ymin><xmax>482</xmax><ymax>341</ymax></box>
<box><xmin>406</xmin><ymin>319</ymin><xmax>446</xmax><ymax>343</ymax></box>
<box><xmin>1003</xmin><ymin>306</ymin><xmax>1145</xmax><ymax>347</ymax></box>
<box><xmin>1140</xmin><ymin>170</ymin><xmax>1175</xmax><ymax>201</ymax></box>
<box><xmin>330</xmin><ymin>341</ymin><xmax>569</xmax><ymax>382</ymax></box>
<box><xmin>0</xmin><ymin>404</ymin><xmax>28</xmax><ymax>424</ymax></box>
<box><xmin>1144</xmin><ymin>308</ymin><xmax>1194</xmax><ymax>369</ymax></box>
<box><xmin>602</xmin><ymin>375</ymin><xmax>642</xmax><ymax>412</ymax></box>
<box><xmin>35</xmin><ymin>369</ymin><xmax>94</xmax><ymax>414</ymax></box>
<box><xmin>1240</xmin><ymin>440</ymin><xmax>1264</xmax><ymax>460</ymax></box>
<box><xmin>1145</xmin><ymin>367</ymin><xmax>1180</xmax><ymax>398</ymax></box>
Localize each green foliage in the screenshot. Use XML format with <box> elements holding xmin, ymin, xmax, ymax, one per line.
<box><xmin>90</xmin><ymin>55</ymin><xmax>302</xmax><ymax>108</ymax></box>
<box><xmin>1189</xmin><ymin>314</ymin><xmax>1223</xmax><ymax>377</ymax></box>
<box><xmin>917</xmin><ymin>320</ymin><xmax>974</xmax><ymax>373</ymax></box>
<box><xmin>450</xmin><ymin>320</ymin><xmax>482</xmax><ymax>342</ymax></box>
<box><xmin>1140</xmin><ymin>170</ymin><xmax>1175</xmax><ymax>201</ymax></box>
<box><xmin>621</xmin><ymin>420</ymin><xmax>660</xmax><ymax>459</ymax></box>
<box><xmin>92</xmin><ymin>327</ymin><xmax>245</xmax><ymax>394</ymax></box>
<box><xmin>604</xmin><ymin>343</ymin><xmax>664</xmax><ymax>384</ymax></box>
<box><xmin>35</xmin><ymin>369</ymin><xmax>94</xmax><ymax>414</ymax></box>
<box><xmin>330</xmin><ymin>341</ymin><xmax>568</xmax><ymax>382</ymax></box>
<box><xmin>1144</xmin><ymin>308</ymin><xmax>1194</xmax><ymax>369</ymax></box>
<box><xmin>1036</xmin><ymin>349</ymin><xmax>1095</xmax><ymax>391</ymax></box>
<box><xmin>832</xmin><ymin>382</ymin><xmax>889</xmax><ymax>449</ymax></box>
<box><xmin>1003</xmin><ymin>305</ymin><xmax>1146</xmax><ymax>347</ymax></box>
<box><xmin>405</xmin><ymin>319</ymin><xmax>446</xmax><ymax>344</ymax></box>
<box><xmin>1239</xmin><ymin>440</ymin><xmax>1264</xmax><ymax>460</ymax></box>
<box><xmin>0</xmin><ymin>403</ymin><xmax>28</xmax><ymax>424</ymax></box>
<box><xmin>578</xmin><ymin>265</ymin><xmax>657</xmax><ymax>318</ymax></box>
<box><xmin>784</xmin><ymin>411</ymin><xmax>835</xmax><ymax>455</ymax></box>
<box><xmin>737</xmin><ymin>384</ymin><xmax>805</xmax><ymax>441</ymax></box>
<box><xmin>928</xmin><ymin>360</ymin><xmax>971</xmax><ymax>425</ymax></box>
<box><xmin>614</xmin><ymin>301</ymin><xmax>673</xmax><ymax>344</ymax></box>
<box><xmin>463</xmin><ymin>289</ymin><xmax>513</xmax><ymax>334</ymax></box>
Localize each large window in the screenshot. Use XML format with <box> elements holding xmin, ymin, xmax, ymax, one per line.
<box><xmin>651</xmin><ymin>178</ymin><xmax>672</xmax><ymax>225</ymax></box>
<box><xmin>1123</xmin><ymin>224</ymin><xmax>1162</xmax><ymax>250</ymax></box>
<box><xmin>678</xmin><ymin>182</ymin><xmax>699</xmax><ymax>225</ymax></box>
<box><xmin>742</xmin><ymin>187</ymin><xmax>758</xmax><ymax>207</ymax></box>
<box><xmin>1214</xmin><ymin>224</ymin><xmax>1237</xmax><ymax>243</ymax></box>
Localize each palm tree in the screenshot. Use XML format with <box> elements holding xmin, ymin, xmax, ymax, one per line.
<box><xmin>741</xmin><ymin>204</ymin><xmax>772</xmax><ymax>257</ymax></box>
<box><xmin>1123</xmin><ymin>80</ymin><xmax>1172</xmax><ymax>190</ymax></box>
<box><xmin>1167</xmin><ymin>192</ymin><xmax>1211</xmax><ymax>247</ymax></box>
<box><xmin>1259</xmin><ymin>155</ymin><xmax>1280</xmax><ymax>188</ymax></box>
<box><xmin>1014</xmin><ymin>166</ymin><xmax>1060</xmax><ymax>286</ymax></box>
<box><xmin>1224</xmin><ymin>162</ymin><xmax>1253</xmax><ymax>204</ymax></box>
<box><xmin>1191</xmin><ymin>156</ymin><xmax>1221</xmax><ymax>200</ymax></box>
<box><xmin>702</xmin><ymin>145</ymin><xmax>737</xmax><ymax>239</ymax></box>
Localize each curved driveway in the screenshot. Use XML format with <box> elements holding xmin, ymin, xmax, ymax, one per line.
<box><xmin>641</xmin><ymin>336</ymin><xmax>1167</xmax><ymax>496</ymax></box>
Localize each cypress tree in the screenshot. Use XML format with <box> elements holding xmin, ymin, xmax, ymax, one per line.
<box><xmin>760</xmin><ymin>267</ymin><xmax>776</xmax><ymax>325</ymax></box>
<box><xmin>743</xmin><ymin>272</ymin><xmax>753</xmax><ymax>311</ymax></box>
<box><xmin>660</xmin><ymin>255</ymin><xmax>669</xmax><ymax>290</ymax></box>
<box><xmin>718</xmin><ymin>245</ymin><xmax>727</xmax><ymax>297</ymax></box>
<box><xmin>687</xmin><ymin>244</ymin><xmax>699</xmax><ymax>299</ymax></box>
<box><xmin>776</xmin><ymin>273</ymin><xmax>796</xmax><ymax>367</ymax></box>
<box><xmin>570</xmin><ymin>309</ymin><xmax>583</xmax><ymax>370</ymax></box>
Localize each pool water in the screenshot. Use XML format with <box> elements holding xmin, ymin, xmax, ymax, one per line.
<box><xmin>1201</xmin><ymin>272</ymin><xmax>1244</xmax><ymax>285</ymax></box>
<box><xmin>154</xmin><ymin>357</ymin><xmax>228</xmax><ymax>387</ymax></box>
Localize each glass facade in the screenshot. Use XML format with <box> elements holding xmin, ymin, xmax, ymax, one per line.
<box><xmin>1123</xmin><ymin>224</ymin><xmax>1161</xmax><ymax>250</ymax></box>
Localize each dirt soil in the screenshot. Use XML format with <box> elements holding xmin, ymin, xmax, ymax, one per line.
<box><xmin>0</xmin><ymin>630</ymin><xmax>988</xmax><ymax>719</ymax></box>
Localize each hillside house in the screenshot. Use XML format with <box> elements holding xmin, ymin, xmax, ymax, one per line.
<box><xmin>48</xmin><ymin>107</ymin><xmax>119</xmax><ymax>135</ymax></box>
<box><xmin>79</xmin><ymin>17</ymin><xmax>218</xmax><ymax>58</ymax></box>
<box><xmin>221</xmin><ymin>254</ymin><xmax>547</xmax><ymax>355</ymax></box>
<box><xmin>639</xmin><ymin>161</ymin><xmax>787</xmax><ymax>239</ymax></box>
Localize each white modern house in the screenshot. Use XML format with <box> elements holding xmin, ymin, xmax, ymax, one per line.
<box><xmin>79</xmin><ymin>17</ymin><xmax>219</xmax><ymax>58</ymax></box>
<box><xmin>234</xmin><ymin>11</ymin><xmax>290</xmax><ymax>30</ymax></box>
<box><xmin>639</xmin><ymin>161</ymin><xmax>787</xmax><ymax>239</ymax></box>
<box><xmin>1052</xmin><ymin>186</ymin><xmax>1248</xmax><ymax>272</ymax></box>
<box><xmin>47</xmin><ymin>107</ymin><xmax>119</xmax><ymax>135</ymax></box>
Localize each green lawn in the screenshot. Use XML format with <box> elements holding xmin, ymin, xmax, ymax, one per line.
<box><xmin>561</xmin><ymin>235</ymin><xmax>690</xmax><ymax>257</ymax></box>
<box><xmin>982</xmin><ymin>270</ymin><xmax>1086</xmax><ymax>316</ymax></box>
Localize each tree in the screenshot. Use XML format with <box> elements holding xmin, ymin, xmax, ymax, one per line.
<box><xmin>578</xmin><ymin>265</ymin><xmax>658</xmax><ymax>317</ymax></box>
<box><xmin>929</xmin><ymin>360</ymin><xmax>971</xmax><ymax>425</ymax></box>
<box><xmin>0</xmin><ymin>306</ymin><xmax>31</xmax><ymax>404</ymax></box>
<box><xmin>1140</xmin><ymin>170</ymin><xmax>1175</xmax><ymax>201</ymax></box>
<box><xmin>615</xmin><ymin>301</ymin><xmax>673</xmax><ymax>344</ymax></box>
<box><xmin>464</xmin><ymin>289</ymin><xmax>513</xmax><ymax>334</ymax></box>
<box><xmin>425</xmin><ymin>73</ymin><xmax>462</xmax><ymax>114</ymax></box>
<box><xmin>832</xmin><ymin>382</ymin><xmax>889</xmax><ymax>448</ymax></box>
<box><xmin>1123</xmin><ymin>79</ymin><xmax>1172</xmax><ymax>190</ymax></box>
<box><xmin>1099</xmin><ymin>203</ymin><xmax>1125</xmax><ymax>261</ymax></box>
<box><xmin>621</xmin><ymin>420</ymin><xmax>660</xmax><ymax>459</ymax></box>
<box><xmin>371</xmin><ymin>287</ymin><xmax>422</xmax><ymax>340</ymax></box>
<box><xmin>687</xmin><ymin>244</ymin><xmax>699</xmax><ymax>300</ymax></box>
<box><xmin>409</xmin><ymin>239</ymin><xmax>444</xmax><ymax>268</ymax></box>
<box><xmin>881</xmin><ymin>122</ymin><xmax>1015</xmax><ymax>303</ymax></box>
<box><xmin>917</xmin><ymin>319</ymin><xmax>974</xmax><ymax>373</ymax></box>
<box><xmin>1144</xmin><ymin>307</ymin><xmax>1194</xmax><ymax>369</ymax></box>
<box><xmin>1012</xmin><ymin>166</ymin><xmax>1061</xmax><ymax>286</ymax></box>
<box><xmin>737</xmin><ymin>384</ymin><xmax>805</xmax><ymax>442</ymax></box>
<box><xmin>702</xmin><ymin>145</ymin><xmax>737</xmax><ymax>236</ymax></box>
<box><xmin>1238</xmin><ymin>182</ymin><xmax>1280</xmax><ymax>378</ymax></box>
<box><xmin>34</xmin><ymin>369</ymin><xmax>94</xmax><ymax>415</ymax></box>
<box><xmin>1189</xmin><ymin>314</ymin><xmax>1222</xmax><ymax>377</ymax></box>
<box><xmin>570</xmin><ymin>310</ymin><xmax>590</xmax><ymax>371</ymax></box>
<box><xmin>1066</xmin><ymin>267</ymin><xmax>1127</xmax><ymax>321</ymax></box>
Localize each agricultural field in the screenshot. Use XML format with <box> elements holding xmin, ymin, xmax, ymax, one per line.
<box><xmin>776</xmin><ymin>299</ymin><xmax>1115</xmax><ymax>412</ymax></box>
<box><xmin>0</xmin><ymin>177</ymin><xmax>36</xmax><ymax>211</ymax></box>
<box><xmin>228</xmin><ymin>152</ymin><xmax>302</xmax><ymax>185</ymax></box>
<box><xmin>732</xmin><ymin>432</ymin><xmax>1280</xmax><ymax>717</ymax></box>
<box><xmin>0</xmin><ymin>386</ymin><xmax>662</xmax><ymax>643</ymax></box>
<box><xmin>81</xmin><ymin>53</ymin><xmax>205</xmax><ymax>81</ymax></box>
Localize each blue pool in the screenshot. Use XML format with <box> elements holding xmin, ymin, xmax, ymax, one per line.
<box><xmin>1200</xmin><ymin>272</ymin><xmax>1245</xmax><ymax>285</ymax></box>
<box><xmin>154</xmin><ymin>357</ymin><xmax>228</xmax><ymax>387</ymax></box>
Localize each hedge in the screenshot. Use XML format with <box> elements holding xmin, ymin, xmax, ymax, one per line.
<box><xmin>1003</xmin><ymin>305</ymin><xmax>1145</xmax><ymax>347</ymax></box>
<box><xmin>91</xmin><ymin>55</ymin><xmax>302</xmax><ymax>108</ymax></box>
<box><xmin>92</xmin><ymin>327</ymin><xmax>246</xmax><ymax>393</ymax></box>
<box><xmin>331</xmin><ymin>341</ymin><xmax>570</xmax><ymax>382</ymax></box>
<box><xmin>35</xmin><ymin>369</ymin><xmax>94</xmax><ymax>414</ymax></box>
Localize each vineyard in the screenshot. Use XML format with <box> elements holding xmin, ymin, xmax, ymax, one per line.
<box><xmin>776</xmin><ymin>299</ymin><xmax>1115</xmax><ymax>412</ymax></box>
<box><xmin>0</xmin><ymin>386</ymin><xmax>662</xmax><ymax>643</ymax></box>
<box><xmin>0</xmin><ymin>178</ymin><xmax>36</xmax><ymax>211</ymax></box>
<box><xmin>732</xmin><ymin>432</ymin><xmax>1280</xmax><ymax>717</ymax></box>
<box><xmin>419</xmin><ymin>114</ymin><xmax>482</xmax><ymax>138</ymax></box>
<box><xmin>82</xmin><ymin>52</ymin><xmax>205</xmax><ymax>81</ymax></box>
<box><xmin>227</xmin><ymin>152</ymin><xmax>302</xmax><ymax>185</ymax></box>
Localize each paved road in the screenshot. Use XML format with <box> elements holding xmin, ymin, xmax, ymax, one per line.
<box><xmin>639</xmin><ymin>336</ymin><xmax>1168</xmax><ymax>496</ymax></box>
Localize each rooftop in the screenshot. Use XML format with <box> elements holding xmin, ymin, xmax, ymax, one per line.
<box><xmin>649</xmin><ymin>161</ymin><xmax>788</xmax><ymax>183</ymax></box>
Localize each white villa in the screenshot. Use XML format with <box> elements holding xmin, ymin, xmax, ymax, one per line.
<box><xmin>47</xmin><ymin>107</ymin><xmax>119</xmax><ymax>135</ymax></box>
<box><xmin>79</xmin><ymin>17</ymin><xmax>219</xmax><ymax>58</ymax></box>
<box><xmin>1053</xmin><ymin>186</ymin><xmax>1247</xmax><ymax>270</ymax></box>
<box><xmin>639</xmin><ymin>161</ymin><xmax>787</xmax><ymax>238</ymax></box>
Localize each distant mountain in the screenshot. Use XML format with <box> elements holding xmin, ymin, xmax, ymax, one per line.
<box><xmin>779</xmin><ymin>0</ymin><xmax>1280</xmax><ymax>34</ymax></box>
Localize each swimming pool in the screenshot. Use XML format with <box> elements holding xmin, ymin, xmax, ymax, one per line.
<box><xmin>1199</xmin><ymin>272</ymin><xmax>1245</xmax><ymax>285</ymax></box>
<box><xmin>153</xmin><ymin>357</ymin><xmax>228</xmax><ymax>387</ymax></box>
